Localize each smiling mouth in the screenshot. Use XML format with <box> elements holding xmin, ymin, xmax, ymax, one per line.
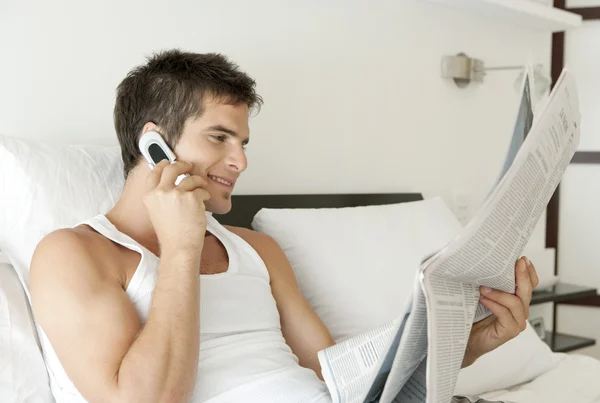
<box><xmin>208</xmin><ymin>175</ymin><xmax>233</xmax><ymax>187</ymax></box>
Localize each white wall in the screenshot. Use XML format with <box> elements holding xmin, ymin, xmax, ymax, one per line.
<box><xmin>0</xmin><ymin>0</ymin><xmax>555</xmax><ymax>312</ymax></box>
<box><xmin>0</xmin><ymin>0</ymin><xmax>551</xmax><ymax>205</ymax></box>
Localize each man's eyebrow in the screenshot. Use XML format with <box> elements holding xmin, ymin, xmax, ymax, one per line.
<box><xmin>205</xmin><ymin>125</ymin><xmax>249</xmax><ymax>144</ymax></box>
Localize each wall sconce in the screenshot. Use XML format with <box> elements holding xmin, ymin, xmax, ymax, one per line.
<box><xmin>441</xmin><ymin>52</ymin><xmax>551</xmax><ymax>99</ymax></box>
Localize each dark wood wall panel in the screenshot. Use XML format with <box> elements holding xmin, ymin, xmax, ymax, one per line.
<box><xmin>549</xmin><ymin>0</ymin><xmax>600</xmax><ymax>308</ymax></box>
<box><xmin>568</xmin><ymin>7</ymin><xmax>600</xmax><ymax>20</ymax></box>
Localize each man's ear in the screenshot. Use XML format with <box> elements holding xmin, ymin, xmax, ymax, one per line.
<box><xmin>141</xmin><ymin>122</ymin><xmax>161</xmax><ymax>136</ymax></box>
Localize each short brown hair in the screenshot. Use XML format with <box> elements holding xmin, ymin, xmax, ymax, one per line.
<box><xmin>113</xmin><ymin>49</ymin><xmax>263</xmax><ymax>178</ymax></box>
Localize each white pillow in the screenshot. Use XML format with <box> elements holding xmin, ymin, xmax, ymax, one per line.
<box><xmin>454</xmin><ymin>322</ymin><xmax>564</xmax><ymax>395</ymax></box>
<box><xmin>251</xmin><ymin>197</ymin><xmax>463</xmax><ymax>342</ymax></box>
<box><xmin>0</xmin><ymin>252</ymin><xmax>55</xmax><ymax>402</ymax></box>
<box><xmin>0</xmin><ymin>134</ymin><xmax>124</xmax><ymax>297</ymax></box>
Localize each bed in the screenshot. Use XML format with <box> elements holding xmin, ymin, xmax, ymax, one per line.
<box><xmin>479</xmin><ymin>354</ymin><xmax>600</xmax><ymax>402</ymax></box>
<box><xmin>2</xmin><ymin>133</ymin><xmax>600</xmax><ymax>403</ymax></box>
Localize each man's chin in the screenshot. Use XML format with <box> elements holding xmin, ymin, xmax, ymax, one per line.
<box><xmin>205</xmin><ymin>200</ymin><xmax>232</xmax><ymax>216</ymax></box>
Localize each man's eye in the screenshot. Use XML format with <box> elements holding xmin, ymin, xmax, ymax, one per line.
<box><xmin>212</xmin><ymin>135</ymin><xmax>226</xmax><ymax>142</ymax></box>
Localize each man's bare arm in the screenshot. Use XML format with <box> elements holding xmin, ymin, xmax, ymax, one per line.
<box><xmin>30</xmin><ymin>229</ymin><xmax>201</xmax><ymax>403</ymax></box>
<box><xmin>31</xmin><ymin>159</ymin><xmax>210</xmax><ymax>403</ymax></box>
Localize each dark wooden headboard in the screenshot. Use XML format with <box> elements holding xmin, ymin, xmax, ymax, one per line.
<box><xmin>214</xmin><ymin>193</ymin><xmax>424</xmax><ymax>229</ymax></box>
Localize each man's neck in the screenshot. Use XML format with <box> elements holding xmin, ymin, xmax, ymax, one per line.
<box><xmin>105</xmin><ymin>172</ymin><xmax>161</xmax><ymax>257</ymax></box>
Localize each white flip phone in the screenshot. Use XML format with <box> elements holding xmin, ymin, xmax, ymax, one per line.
<box><xmin>138</xmin><ymin>131</ymin><xmax>189</xmax><ymax>185</ymax></box>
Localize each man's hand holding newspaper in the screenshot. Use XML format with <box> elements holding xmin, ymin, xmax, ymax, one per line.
<box><xmin>462</xmin><ymin>257</ymin><xmax>540</xmax><ymax>368</ymax></box>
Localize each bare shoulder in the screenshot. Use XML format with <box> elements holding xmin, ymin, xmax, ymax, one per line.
<box><xmin>224</xmin><ymin>225</ymin><xmax>280</xmax><ymax>253</ymax></box>
<box><xmin>224</xmin><ymin>225</ymin><xmax>292</xmax><ymax>282</ymax></box>
<box><xmin>31</xmin><ymin>227</ymin><xmax>103</xmax><ymax>280</ymax></box>
<box><xmin>31</xmin><ymin>228</ymin><xmax>97</xmax><ymax>281</ymax></box>
<box><xmin>29</xmin><ymin>227</ymin><xmax>113</xmax><ymax>316</ymax></box>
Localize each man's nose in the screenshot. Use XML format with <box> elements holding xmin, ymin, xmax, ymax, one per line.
<box><xmin>226</xmin><ymin>146</ymin><xmax>248</xmax><ymax>172</ymax></box>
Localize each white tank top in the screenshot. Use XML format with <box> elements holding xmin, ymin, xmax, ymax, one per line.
<box><xmin>36</xmin><ymin>213</ymin><xmax>331</xmax><ymax>403</ymax></box>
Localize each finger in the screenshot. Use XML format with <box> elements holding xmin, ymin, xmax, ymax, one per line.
<box><xmin>480</xmin><ymin>286</ymin><xmax>528</xmax><ymax>327</ymax></box>
<box><xmin>479</xmin><ymin>294</ymin><xmax>523</xmax><ymax>338</ymax></box>
<box><xmin>192</xmin><ymin>188</ymin><xmax>211</xmax><ymax>202</ymax></box>
<box><xmin>177</xmin><ymin>175</ymin><xmax>208</xmax><ymax>192</ymax></box>
<box><xmin>525</xmin><ymin>257</ymin><xmax>540</xmax><ymax>289</ymax></box>
<box><xmin>146</xmin><ymin>159</ymin><xmax>170</xmax><ymax>188</ymax></box>
<box><xmin>159</xmin><ymin>161</ymin><xmax>192</xmax><ymax>189</ymax></box>
<box><xmin>515</xmin><ymin>257</ymin><xmax>533</xmax><ymax>315</ymax></box>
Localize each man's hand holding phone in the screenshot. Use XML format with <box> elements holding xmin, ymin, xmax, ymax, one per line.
<box><xmin>143</xmin><ymin>159</ymin><xmax>211</xmax><ymax>255</ymax></box>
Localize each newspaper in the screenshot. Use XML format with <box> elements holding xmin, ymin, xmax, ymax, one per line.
<box><xmin>475</xmin><ymin>59</ymin><xmax>535</xmax><ymax>323</ymax></box>
<box><xmin>317</xmin><ymin>67</ymin><xmax>580</xmax><ymax>403</ymax></box>
<box><xmin>494</xmin><ymin>58</ymin><xmax>536</xmax><ymax>190</ymax></box>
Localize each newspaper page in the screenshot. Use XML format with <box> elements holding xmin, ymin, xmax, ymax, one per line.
<box><xmin>494</xmin><ymin>59</ymin><xmax>535</xmax><ymax>189</ymax></box>
<box><xmin>318</xmin><ymin>278</ymin><xmax>430</xmax><ymax>403</ymax></box>
<box><xmin>420</xmin><ymin>68</ymin><xmax>580</xmax><ymax>403</ymax></box>
<box><xmin>318</xmin><ymin>317</ymin><xmax>405</xmax><ymax>403</ymax></box>
<box><xmin>390</xmin><ymin>362</ymin><xmax>515</xmax><ymax>403</ymax></box>
<box><xmin>377</xmin><ymin>281</ymin><xmax>429</xmax><ymax>403</ymax></box>
<box><xmin>474</xmin><ymin>60</ymin><xmax>536</xmax><ymax>322</ymax></box>
<box><xmin>391</xmin><ymin>358</ymin><xmax>427</xmax><ymax>402</ymax></box>
<box><xmin>421</xmin><ymin>275</ymin><xmax>479</xmax><ymax>402</ymax></box>
<box><xmin>360</xmin><ymin>311</ymin><xmax>411</xmax><ymax>403</ymax></box>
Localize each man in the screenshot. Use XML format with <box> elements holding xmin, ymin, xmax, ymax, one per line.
<box><xmin>29</xmin><ymin>50</ymin><xmax>539</xmax><ymax>403</ymax></box>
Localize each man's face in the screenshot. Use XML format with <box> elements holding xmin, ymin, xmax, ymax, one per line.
<box><xmin>173</xmin><ymin>98</ymin><xmax>250</xmax><ymax>215</ymax></box>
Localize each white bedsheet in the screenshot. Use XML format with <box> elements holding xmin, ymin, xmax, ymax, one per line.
<box><xmin>479</xmin><ymin>353</ymin><xmax>600</xmax><ymax>403</ymax></box>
